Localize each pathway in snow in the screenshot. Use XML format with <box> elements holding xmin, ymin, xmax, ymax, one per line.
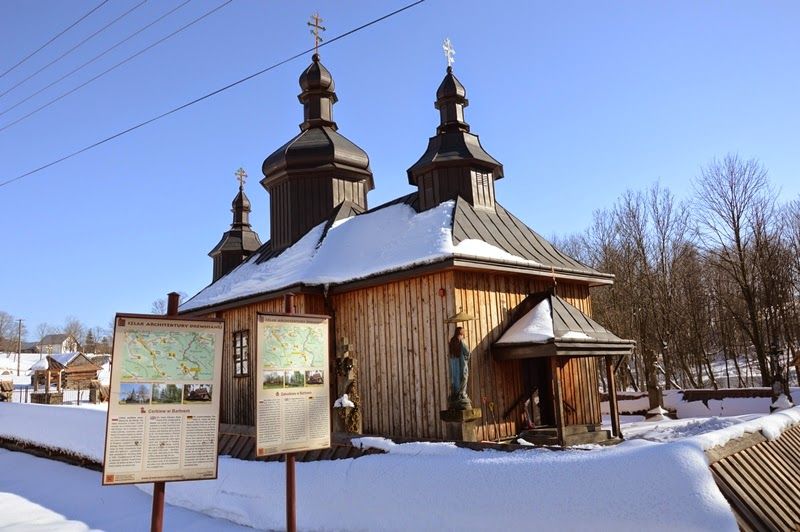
<box><xmin>0</xmin><ymin>449</ymin><xmax>252</xmax><ymax>532</ymax></box>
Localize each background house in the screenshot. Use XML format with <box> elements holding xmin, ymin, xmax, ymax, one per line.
<box><xmin>38</xmin><ymin>334</ymin><xmax>79</xmax><ymax>355</ymax></box>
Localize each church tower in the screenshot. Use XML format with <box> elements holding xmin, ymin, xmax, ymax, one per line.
<box><xmin>261</xmin><ymin>52</ymin><xmax>374</xmax><ymax>251</ymax></box>
<box><xmin>407</xmin><ymin>46</ymin><xmax>503</xmax><ymax>212</ymax></box>
<box><xmin>208</xmin><ymin>168</ymin><xmax>262</xmax><ymax>282</ymax></box>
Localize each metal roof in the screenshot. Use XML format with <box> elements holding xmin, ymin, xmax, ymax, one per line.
<box><xmin>494</xmin><ymin>292</ymin><xmax>634</xmax><ymax>360</ymax></box>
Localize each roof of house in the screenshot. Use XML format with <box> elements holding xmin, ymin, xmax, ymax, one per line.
<box><xmin>39</xmin><ymin>334</ymin><xmax>69</xmax><ymax>345</ymax></box>
<box><xmin>181</xmin><ymin>194</ymin><xmax>612</xmax><ymax>314</ymax></box>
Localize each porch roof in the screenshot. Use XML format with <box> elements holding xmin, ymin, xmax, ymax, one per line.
<box><xmin>493</xmin><ymin>293</ymin><xmax>634</xmax><ymax>360</ymax></box>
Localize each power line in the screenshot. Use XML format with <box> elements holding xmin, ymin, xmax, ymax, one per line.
<box><xmin>0</xmin><ymin>0</ymin><xmax>426</xmax><ymax>190</ymax></box>
<box><xmin>0</xmin><ymin>1</ymin><xmax>110</xmax><ymax>80</ymax></box>
<box><xmin>0</xmin><ymin>0</ymin><xmax>233</xmax><ymax>134</ymax></box>
<box><xmin>0</xmin><ymin>0</ymin><xmax>194</xmax><ymax>120</ymax></box>
<box><xmin>0</xmin><ymin>0</ymin><xmax>149</xmax><ymax>100</ymax></box>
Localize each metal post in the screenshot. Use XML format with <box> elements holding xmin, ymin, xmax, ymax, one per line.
<box><xmin>284</xmin><ymin>293</ymin><xmax>297</xmax><ymax>532</ymax></box>
<box><xmin>151</xmin><ymin>292</ymin><xmax>181</xmax><ymax>532</ymax></box>
<box><xmin>605</xmin><ymin>356</ymin><xmax>622</xmax><ymax>440</ymax></box>
<box><xmin>150</xmin><ymin>483</ymin><xmax>165</xmax><ymax>532</ymax></box>
<box><xmin>16</xmin><ymin>319</ymin><xmax>23</xmax><ymax>376</ymax></box>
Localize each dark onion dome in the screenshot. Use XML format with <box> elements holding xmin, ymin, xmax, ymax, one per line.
<box><xmin>299</xmin><ymin>53</ymin><xmax>335</xmax><ymax>92</ymax></box>
<box><xmin>436</xmin><ymin>66</ymin><xmax>466</xmax><ymax>101</ymax></box>
<box><xmin>263</xmin><ymin>127</ymin><xmax>372</xmax><ymax>182</ymax></box>
<box><xmin>262</xmin><ymin>54</ymin><xmax>372</xmax><ymax>184</ymax></box>
<box><xmin>231</xmin><ymin>187</ymin><xmax>250</xmax><ymax>211</ymax></box>
<box><xmin>407</xmin><ymin>66</ymin><xmax>503</xmax><ymax>184</ymax></box>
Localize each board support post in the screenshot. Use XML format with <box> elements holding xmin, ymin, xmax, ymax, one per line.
<box><xmin>150</xmin><ymin>291</ymin><xmax>181</xmax><ymax>532</ymax></box>
<box><xmin>284</xmin><ymin>292</ymin><xmax>297</xmax><ymax>532</ymax></box>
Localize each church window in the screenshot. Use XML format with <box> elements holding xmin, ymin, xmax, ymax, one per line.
<box><xmin>233</xmin><ymin>330</ymin><xmax>249</xmax><ymax>377</ymax></box>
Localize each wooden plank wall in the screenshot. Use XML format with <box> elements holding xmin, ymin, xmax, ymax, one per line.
<box><xmin>453</xmin><ymin>271</ymin><xmax>598</xmax><ymax>438</ymax></box>
<box><xmin>560</xmin><ymin>356</ymin><xmax>602</xmax><ymax>426</ymax></box>
<box><xmin>331</xmin><ymin>271</ymin><xmax>455</xmax><ymax>439</ymax></box>
<box><xmin>200</xmin><ymin>271</ymin><xmax>600</xmax><ymax>438</ymax></box>
<box><xmin>200</xmin><ymin>294</ymin><xmax>321</xmax><ymax>426</ymax></box>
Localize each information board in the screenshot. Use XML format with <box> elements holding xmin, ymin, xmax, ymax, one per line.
<box><xmin>256</xmin><ymin>313</ymin><xmax>330</xmax><ymax>457</ymax></box>
<box><xmin>102</xmin><ymin>314</ymin><xmax>223</xmax><ymax>485</ymax></box>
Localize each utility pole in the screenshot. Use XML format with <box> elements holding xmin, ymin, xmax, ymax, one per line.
<box><xmin>16</xmin><ymin>319</ymin><xmax>23</xmax><ymax>376</ymax></box>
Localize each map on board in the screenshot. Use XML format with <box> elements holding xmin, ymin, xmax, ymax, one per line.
<box><xmin>261</xmin><ymin>322</ymin><xmax>326</xmax><ymax>370</ymax></box>
<box><xmin>121</xmin><ymin>331</ymin><xmax>215</xmax><ymax>381</ymax></box>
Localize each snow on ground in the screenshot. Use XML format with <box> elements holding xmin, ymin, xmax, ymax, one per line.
<box><xmin>0</xmin><ymin>352</ymin><xmax>41</xmax><ymax>379</ymax></box>
<box><xmin>4</xmin><ymin>400</ymin><xmax>800</xmax><ymax>530</ymax></box>
<box><xmin>152</xmin><ymin>439</ymin><xmax>736</xmax><ymax>532</ymax></box>
<box><xmin>0</xmin><ymin>403</ymin><xmax>106</xmax><ymax>462</ymax></box>
<box><xmin>602</xmin><ymin>388</ymin><xmax>800</xmax><ymax>418</ymax></box>
<box><xmin>0</xmin><ymin>403</ymin><xmax>743</xmax><ymax>531</ymax></box>
<box><xmin>0</xmin><ymin>449</ymin><xmax>252</xmax><ymax>532</ymax></box>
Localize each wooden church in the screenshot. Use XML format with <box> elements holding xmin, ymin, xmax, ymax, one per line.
<box><xmin>181</xmin><ymin>48</ymin><xmax>633</xmax><ymax>446</ymax></box>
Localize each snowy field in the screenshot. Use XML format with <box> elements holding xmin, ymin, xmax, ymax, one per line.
<box><xmin>2</xmin><ymin>401</ymin><xmax>799</xmax><ymax>531</ymax></box>
<box><xmin>2</xmin><ymin>351</ymin><xmax>798</xmax><ymax>531</ymax></box>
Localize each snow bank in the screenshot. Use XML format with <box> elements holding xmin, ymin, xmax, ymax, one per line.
<box><xmin>0</xmin><ymin>491</ymin><xmax>90</xmax><ymax>532</ymax></box>
<box><xmin>0</xmin><ymin>403</ymin><xmax>106</xmax><ymax>462</ymax></box>
<box><xmin>683</xmin><ymin>406</ymin><xmax>800</xmax><ymax>451</ymax></box>
<box><xmin>151</xmin><ymin>439</ymin><xmax>736</xmax><ymax>532</ymax></box>
<box><xmin>0</xmin><ymin>449</ymin><xmax>250</xmax><ymax>531</ymax></box>
<box><xmin>17</xmin><ymin>401</ymin><xmax>800</xmax><ymax>530</ymax></box>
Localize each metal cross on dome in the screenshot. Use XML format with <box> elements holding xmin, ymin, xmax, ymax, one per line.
<box><xmin>308</xmin><ymin>12</ymin><xmax>326</xmax><ymax>55</ymax></box>
<box><xmin>443</xmin><ymin>37</ymin><xmax>455</xmax><ymax>68</ymax></box>
<box><xmin>235</xmin><ymin>167</ymin><xmax>247</xmax><ymax>188</ymax></box>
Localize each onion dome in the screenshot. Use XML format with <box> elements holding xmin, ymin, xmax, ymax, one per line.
<box><xmin>407</xmin><ymin>65</ymin><xmax>503</xmax><ymax>211</ymax></box>
<box><xmin>209</xmin><ymin>175</ymin><xmax>262</xmax><ymax>282</ymax></box>
<box><xmin>261</xmin><ymin>54</ymin><xmax>373</xmax><ymax>250</ymax></box>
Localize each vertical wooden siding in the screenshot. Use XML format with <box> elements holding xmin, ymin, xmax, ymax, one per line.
<box><xmin>331</xmin><ymin>271</ymin><xmax>455</xmax><ymax>439</ymax></box>
<box><xmin>200</xmin><ymin>294</ymin><xmax>321</xmax><ymax>426</ymax></box>
<box><xmin>201</xmin><ymin>270</ymin><xmax>600</xmax><ymax>438</ymax></box>
<box><xmin>332</xmin><ymin>270</ymin><xmax>597</xmax><ymax>440</ymax></box>
<box><xmin>453</xmin><ymin>271</ymin><xmax>598</xmax><ymax>438</ymax></box>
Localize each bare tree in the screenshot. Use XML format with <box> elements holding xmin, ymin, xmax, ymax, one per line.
<box><xmin>0</xmin><ymin>311</ymin><xmax>15</xmax><ymax>351</ymax></box>
<box><xmin>151</xmin><ymin>292</ymin><xmax>187</xmax><ymax>315</ymax></box>
<box><xmin>63</xmin><ymin>316</ymin><xmax>86</xmax><ymax>347</ymax></box>
<box><xmin>151</xmin><ymin>299</ymin><xmax>167</xmax><ymax>315</ymax></box>
<box><xmin>694</xmin><ymin>154</ymin><xmax>776</xmax><ymax>385</ymax></box>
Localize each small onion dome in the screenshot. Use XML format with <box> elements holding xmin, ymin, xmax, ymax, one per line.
<box><xmin>299</xmin><ymin>54</ymin><xmax>336</xmax><ymax>93</ymax></box>
<box><xmin>231</xmin><ymin>188</ymin><xmax>251</xmax><ymax>211</ymax></box>
<box><xmin>436</xmin><ymin>66</ymin><xmax>467</xmax><ymax>102</ymax></box>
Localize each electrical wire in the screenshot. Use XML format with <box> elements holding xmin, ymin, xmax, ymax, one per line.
<box><xmin>0</xmin><ymin>1</ymin><xmax>110</xmax><ymax>80</ymax></box>
<box><xmin>0</xmin><ymin>0</ymin><xmax>233</xmax><ymax>134</ymax></box>
<box><xmin>0</xmin><ymin>0</ymin><xmax>426</xmax><ymax>189</ymax></box>
<box><xmin>0</xmin><ymin>0</ymin><xmax>149</xmax><ymax>100</ymax></box>
<box><xmin>0</xmin><ymin>0</ymin><xmax>193</xmax><ymax>119</ymax></box>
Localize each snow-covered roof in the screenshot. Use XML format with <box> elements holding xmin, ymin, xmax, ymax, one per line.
<box><xmin>182</xmin><ymin>196</ymin><xmax>611</xmax><ymax>313</ymax></box>
<box><xmin>496</xmin><ymin>297</ymin><xmax>555</xmax><ymax>344</ymax></box>
<box><xmin>50</xmin><ymin>353</ymin><xmax>78</xmax><ymax>366</ymax></box>
<box><xmin>494</xmin><ymin>293</ymin><xmax>634</xmax><ymax>359</ymax></box>
<box><xmin>29</xmin><ymin>358</ymin><xmax>49</xmax><ymax>372</ymax></box>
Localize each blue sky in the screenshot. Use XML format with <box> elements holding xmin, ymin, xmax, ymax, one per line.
<box><xmin>1</xmin><ymin>0</ymin><xmax>798</xmax><ymax>338</ymax></box>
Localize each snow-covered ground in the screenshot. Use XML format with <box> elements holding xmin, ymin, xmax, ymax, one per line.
<box><xmin>3</xmin><ymin>402</ymin><xmax>798</xmax><ymax>531</ymax></box>
<box><xmin>0</xmin><ymin>449</ymin><xmax>252</xmax><ymax>531</ymax></box>
<box><xmin>3</xmin><ymin>392</ymin><xmax>800</xmax><ymax>530</ymax></box>
<box><xmin>603</xmin><ymin>387</ymin><xmax>800</xmax><ymax>418</ymax></box>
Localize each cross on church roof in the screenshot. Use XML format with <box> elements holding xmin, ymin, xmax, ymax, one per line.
<box><xmin>308</xmin><ymin>12</ymin><xmax>326</xmax><ymax>55</ymax></box>
<box><xmin>443</xmin><ymin>37</ymin><xmax>455</xmax><ymax>68</ymax></box>
<box><xmin>235</xmin><ymin>167</ymin><xmax>247</xmax><ymax>188</ymax></box>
